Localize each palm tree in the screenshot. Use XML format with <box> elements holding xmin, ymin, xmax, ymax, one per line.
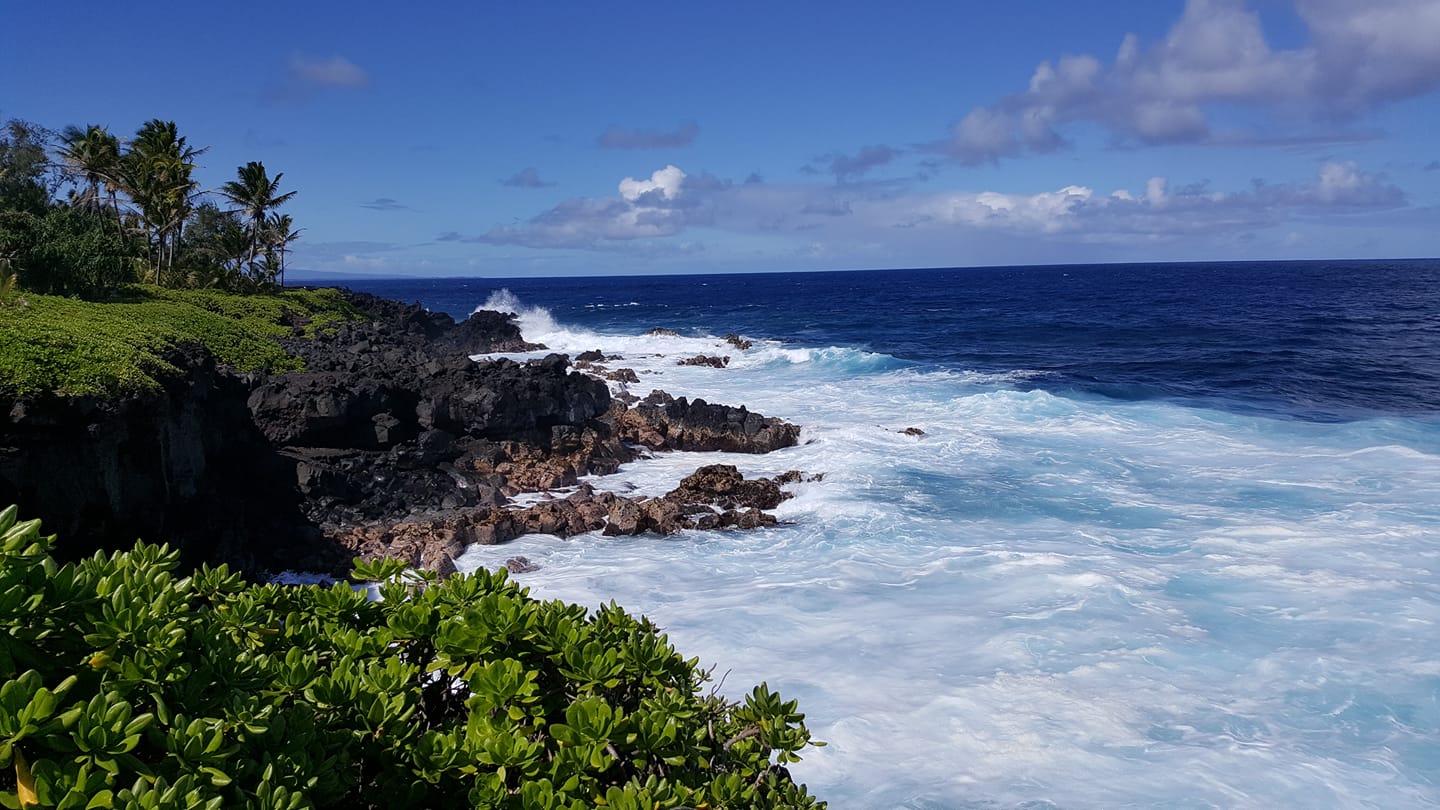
<box><xmin>58</xmin><ymin>125</ymin><xmax>120</xmax><ymax>223</ymax></box>
<box><xmin>264</xmin><ymin>212</ymin><xmax>302</xmax><ymax>286</ymax></box>
<box><xmin>218</xmin><ymin>161</ymin><xmax>296</xmax><ymax>285</ymax></box>
<box><xmin>120</xmin><ymin>120</ymin><xmax>205</xmax><ymax>285</ymax></box>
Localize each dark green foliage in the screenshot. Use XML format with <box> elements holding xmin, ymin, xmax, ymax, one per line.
<box><xmin>1</xmin><ymin>114</ymin><xmax>306</xmax><ymax>296</ymax></box>
<box><xmin>0</xmin><ymin>207</ymin><xmax>137</xmax><ymax>296</ymax></box>
<box><xmin>0</xmin><ymin>119</ymin><xmax>59</xmax><ymax>217</ymax></box>
<box><xmin>0</xmin><ymin>508</ymin><xmax>826</xmax><ymax>808</ymax></box>
<box><xmin>180</xmin><ymin>203</ymin><xmax>256</xmax><ymax>291</ymax></box>
<box><xmin>0</xmin><ymin>286</ymin><xmax>359</xmax><ymax>396</ymax></box>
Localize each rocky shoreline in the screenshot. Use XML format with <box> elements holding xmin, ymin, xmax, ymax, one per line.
<box><xmin>0</xmin><ymin>291</ymin><xmax>805</xmax><ymax>577</ymax></box>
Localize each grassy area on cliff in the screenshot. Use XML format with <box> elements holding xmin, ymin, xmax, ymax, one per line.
<box><xmin>0</xmin><ymin>285</ymin><xmax>359</xmax><ymax>397</ymax></box>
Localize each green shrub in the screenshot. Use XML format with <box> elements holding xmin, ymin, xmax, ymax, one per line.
<box><xmin>0</xmin><ymin>208</ymin><xmax>137</xmax><ymax>297</ymax></box>
<box><xmin>0</xmin><ymin>506</ymin><xmax>825</xmax><ymax>808</ymax></box>
<box><xmin>0</xmin><ymin>286</ymin><xmax>359</xmax><ymax>397</ymax></box>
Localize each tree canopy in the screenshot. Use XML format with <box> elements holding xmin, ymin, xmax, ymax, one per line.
<box><xmin>0</xmin><ymin>115</ymin><xmax>302</xmax><ymax>297</ymax></box>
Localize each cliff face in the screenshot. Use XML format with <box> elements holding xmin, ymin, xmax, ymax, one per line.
<box><xmin>0</xmin><ymin>344</ymin><xmax>305</xmax><ymax>570</ymax></box>
<box><xmin>0</xmin><ymin>294</ymin><xmax>601</xmax><ymax>573</ymax></box>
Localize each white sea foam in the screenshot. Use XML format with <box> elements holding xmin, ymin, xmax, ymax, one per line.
<box><xmin>453</xmin><ymin>295</ymin><xmax>1440</xmax><ymax>808</ymax></box>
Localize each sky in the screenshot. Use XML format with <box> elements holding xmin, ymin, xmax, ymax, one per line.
<box><xmin>4</xmin><ymin>0</ymin><xmax>1439</xmax><ymax>277</ymax></box>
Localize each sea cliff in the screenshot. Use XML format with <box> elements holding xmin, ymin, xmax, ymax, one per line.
<box><xmin>0</xmin><ymin>290</ymin><xmax>801</xmax><ymax>575</ymax></box>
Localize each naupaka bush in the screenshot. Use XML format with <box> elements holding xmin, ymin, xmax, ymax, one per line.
<box><xmin>0</xmin><ymin>506</ymin><xmax>824</xmax><ymax>809</ymax></box>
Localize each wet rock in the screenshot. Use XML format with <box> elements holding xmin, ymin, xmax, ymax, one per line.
<box><xmin>603</xmin><ymin>499</ymin><xmax>643</xmax><ymax>536</ymax></box>
<box><xmin>436</xmin><ymin>309</ymin><xmax>546</xmax><ymax>355</ymax></box>
<box><xmin>665</xmin><ymin>464</ymin><xmax>791</xmax><ymax>510</ymax></box>
<box><xmin>720</xmin><ymin>508</ymin><xmax>776</xmax><ymax>530</ymax></box>
<box><xmin>724</xmin><ymin>334</ymin><xmax>753</xmax><ymax>350</ymax></box>
<box><xmin>610</xmin><ymin>390</ymin><xmax>800</xmax><ymax>453</ymax></box>
<box><xmin>639</xmin><ymin>497</ymin><xmax>686</xmax><ymax>535</ymax></box>
<box><xmin>505</xmin><ymin>556</ymin><xmax>540</xmax><ymax>573</ymax></box>
<box><xmin>645</xmin><ymin>327</ymin><xmax>679</xmax><ymax>336</ymax></box>
<box><xmin>678</xmin><ymin>355</ymin><xmax>729</xmax><ymax>368</ymax></box>
<box><xmin>902</xmin><ymin>427</ymin><xmax>926</xmax><ymax>437</ymax></box>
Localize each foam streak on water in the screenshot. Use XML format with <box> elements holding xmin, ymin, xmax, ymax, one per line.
<box><xmin>451</xmin><ymin>293</ymin><xmax>1440</xmax><ymax>809</ymax></box>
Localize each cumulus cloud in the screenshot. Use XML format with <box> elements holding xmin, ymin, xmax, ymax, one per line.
<box><xmin>477</xmin><ymin>165</ymin><xmax>714</xmax><ymax>249</ymax></box>
<box><xmin>501</xmin><ymin>168</ymin><xmax>553</xmax><ymax>188</ymax></box>
<box><xmin>596</xmin><ymin>120</ymin><xmax>699</xmax><ymax>150</ymax></box>
<box><xmin>461</xmin><ymin>159</ymin><xmax>1402</xmax><ymax>253</ymax></box>
<box><xmin>618</xmin><ymin>165</ymin><xmax>686</xmax><ymax>202</ymax></box>
<box><xmin>947</xmin><ymin>0</ymin><xmax>1440</xmax><ymax>163</ymax></box>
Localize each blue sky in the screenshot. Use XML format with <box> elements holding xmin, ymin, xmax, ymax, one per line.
<box><xmin>5</xmin><ymin>0</ymin><xmax>1439</xmax><ymax>277</ymax></box>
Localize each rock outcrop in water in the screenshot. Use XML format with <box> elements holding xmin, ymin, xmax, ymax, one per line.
<box><xmin>327</xmin><ymin>465</ymin><xmax>803</xmax><ymax>576</ymax></box>
<box><xmin>0</xmin><ymin>291</ymin><xmax>805</xmax><ymax>576</ymax></box>
<box><xmin>610</xmin><ymin>390</ymin><xmax>801</xmax><ymax>453</ymax></box>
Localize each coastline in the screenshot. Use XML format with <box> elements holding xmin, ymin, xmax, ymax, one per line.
<box><xmin>0</xmin><ymin>287</ymin><xmax>806</xmax><ymax>576</ymax></box>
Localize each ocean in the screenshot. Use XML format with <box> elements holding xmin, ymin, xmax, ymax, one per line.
<box><xmin>338</xmin><ymin>260</ymin><xmax>1440</xmax><ymax>808</ymax></box>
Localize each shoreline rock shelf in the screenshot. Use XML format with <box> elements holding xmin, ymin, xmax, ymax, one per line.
<box><xmin>0</xmin><ymin>290</ymin><xmax>806</xmax><ymax>576</ymax></box>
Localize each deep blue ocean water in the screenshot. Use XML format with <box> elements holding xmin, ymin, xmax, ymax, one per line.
<box><xmin>331</xmin><ymin>260</ymin><xmax>1440</xmax><ymax>808</ymax></box>
<box><xmin>340</xmin><ymin>259</ymin><xmax>1440</xmax><ymax>424</ymax></box>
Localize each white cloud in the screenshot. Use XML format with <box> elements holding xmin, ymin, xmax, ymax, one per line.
<box><xmin>1300</xmin><ymin>0</ymin><xmax>1440</xmax><ymax>109</ymax></box>
<box><xmin>944</xmin><ymin>185</ymin><xmax>1095</xmax><ymax>233</ymax></box>
<box><xmin>947</xmin><ymin>0</ymin><xmax>1440</xmax><ymax>163</ymax></box>
<box><xmin>474</xmin><ymin>160</ymin><xmax>1402</xmax><ymax>253</ymax></box>
<box><xmin>1146</xmin><ymin>177</ymin><xmax>1169</xmax><ymax>208</ymax></box>
<box><xmin>342</xmin><ymin>255</ymin><xmax>389</xmax><ymax>270</ymax></box>
<box><xmin>618</xmin><ymin>165</ymin><xmax>686</xmax><ymax>202</ymax></box>
<box><xmin>477</xmin><ymin>165</ymin><xmax>709</xmax><ymax>249</ymax></box>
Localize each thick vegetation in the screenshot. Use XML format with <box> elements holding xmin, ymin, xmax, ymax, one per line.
<box><xmin>0</xmin><ymin>286</ymin><xmax>358</xmax><ymax>397</ymax></box>
<box><xmin>0</xmin><ymin>506</ymin><xmax>825</xmax><ymax>808</ymax></box>
<box><xmin>0</xmin><ymin>117</ymin><xmax>301</xmax><ymax>296</ymax></box>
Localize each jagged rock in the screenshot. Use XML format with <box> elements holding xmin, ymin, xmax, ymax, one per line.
<box><xmin>678</xmin><ymin>355</ymin><xmax>729</xmax><ymax>368</ymax></box>
<box><xmin>724</xmin><ymin>334</ymin><xmax>753</xmax><ymax>350</ymax></box>
<box><xmin>902</xmin><ymin>427</ymin><xmax>926</xmax><ymax>437</ymax></box>
<box><xmin>437</xmin><ymin>310</ymin><xmax>545</xmax><ymax>355</ymax></box>
<box><xmin>411</xmin><ymin>355</ymin><xmax>612</xmax><ymax>442</ymax></box>
<box><xmin>721</xmin><ymin>508</ymin><xmax>776</xmax><ymax>530</ymax></box>
<box><xmin>666</xmin><ymin>464</ymin><xmax>791</xmax><ymax>511</ymax></box>
<box><xmin>575</xmin><ymin>349</ymin><xmax>607</xmax><ymax>363</ymax></box>
<box><xmin>639</xmin><ymin>497</ymin><xmax>687</xmax><ymax>535</ymax></box>
<box><xmin>772</xmin><ymin>470</ymin><xmax>823</xmax><ymax>485</ymax></box>
<box><xmin>506</xmin><ymin>556</ymin><xmax>540</xmax><ymax>573</ymax></box>
<box><xmin>247</xmin><ymin>374</ymin><xmax>413</xmax><ymax>449</ymax></box>
<box><xmin>603</xmin><ymin>499</ymin><xmax>643</xmax><ymax>536</ymax></box>
<box><xmin>329</xmin><ymin>462</ymin><xmax>803</xmax><ymax>571</ymax></box>
<box><xmin>645</xmin><ymin>327</ymin><xmax>679</xmax><ymax>336</ymax></box>
<box><xmin>610</xmin><ymin>390</ymin><xmax>800</xmax><ymax>454</ymax></box>
<box><xmin>604</xmin><ymin>368</ymin><xmax>640</xmax><ymax>384</ymax></box>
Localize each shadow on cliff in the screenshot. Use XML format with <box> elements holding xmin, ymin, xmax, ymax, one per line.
<box><xmin>0</xmin><ymin>343</ymin><xmax>334</xmax><ymax>573</ymax></box>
